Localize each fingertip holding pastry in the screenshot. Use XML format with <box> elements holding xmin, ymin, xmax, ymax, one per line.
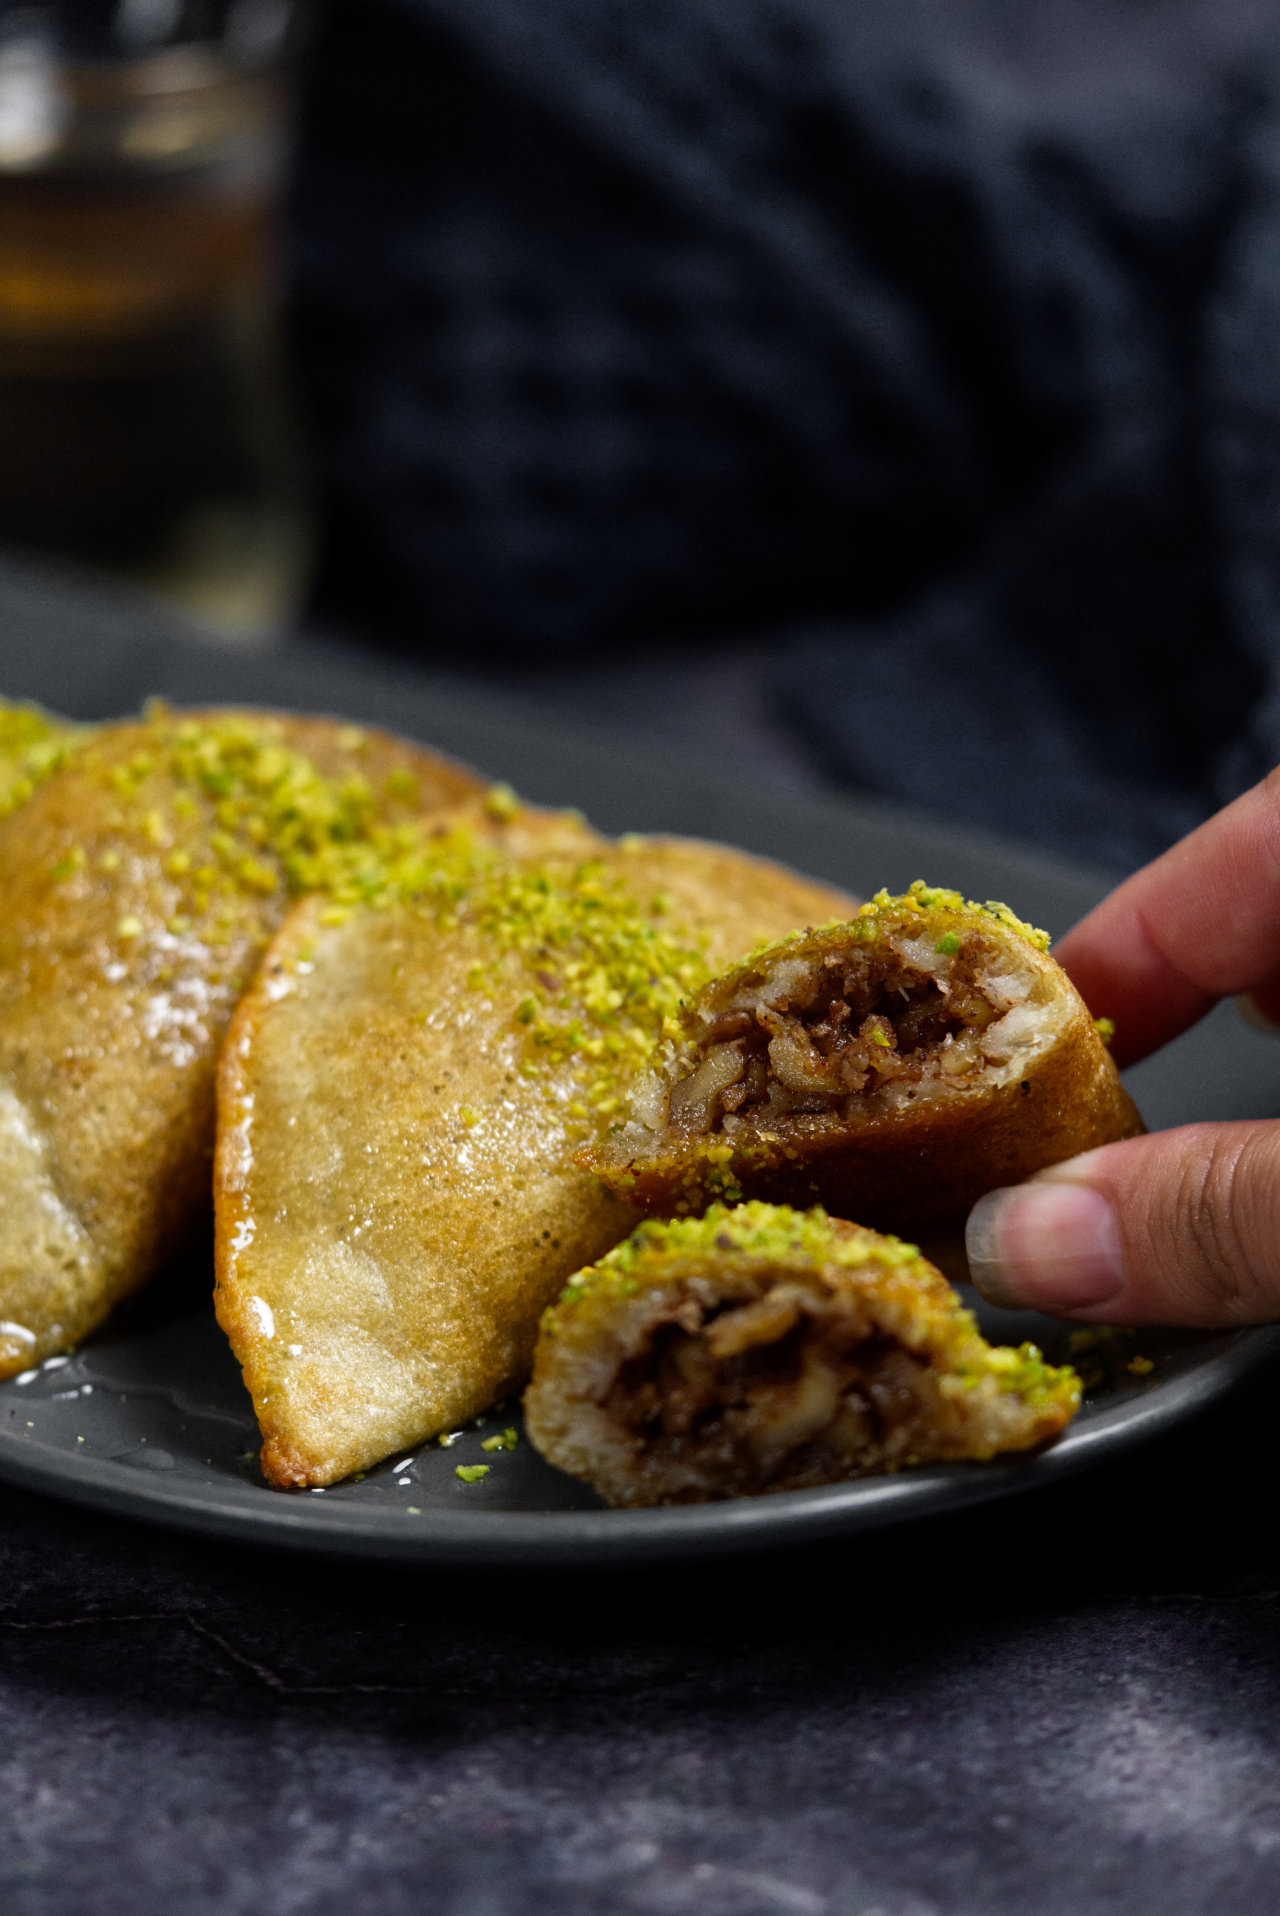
<box><xmin>966</xmin><ymin>1164</ymin><xmax>1125</xmax><ymax>1317</ymax></box>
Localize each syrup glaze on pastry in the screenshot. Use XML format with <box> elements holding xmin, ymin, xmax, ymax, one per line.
<box><xmin>0</xmin><ymin>705</ymin><xmax>480</xmax><ymax>1374</ymax></box>
<box><xmin>215</xmin><ymin>800</ymin><xmax>855</xmax><ymax>1487</ymax></box>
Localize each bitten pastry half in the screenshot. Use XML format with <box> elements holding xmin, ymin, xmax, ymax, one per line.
<box><xmin>214</xmin><ymin>803</ymin><xmax>854</xmax><ymax>1488</ymax></box>
<box><xmin>524</xmin><ymin>1201</ymin><xmax>1081</xmax><ymax>1506</ymax></box>
<box><xmin>581</xmin><ymin>882</ymin><xmax>1143</xmax><ymax>1235</ymax></box>
<box><xmin>0</xmin><ymin>704</ymin><xmax>480</xmax><ymax>1376</ymax></box>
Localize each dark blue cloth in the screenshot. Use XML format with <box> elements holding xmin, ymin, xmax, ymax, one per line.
<box><xmin>289</xmin><ymin>0</ymin><xmax>1280</xmax><ymax>870</ymax></box>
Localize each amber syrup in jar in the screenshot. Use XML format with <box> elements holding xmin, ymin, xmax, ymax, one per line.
<box><xmin>0</xmin><ymin>10</ymin><xmax>309</xmax><ymax>640</ymax></box>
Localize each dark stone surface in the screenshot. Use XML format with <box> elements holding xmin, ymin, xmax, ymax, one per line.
<box><xmin>5</xmin><ymin>1354</ymin><xmax>1280</xmax><ymax>1915</ymax></box>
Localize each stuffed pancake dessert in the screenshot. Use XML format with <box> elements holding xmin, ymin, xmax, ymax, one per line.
<box><xmin>524</xmin><ymin>1201</ymin><xmax>1081</xmax><ymax>1506</ymax></box>
<box><xmin>582</xmin><ymin>883</ymin><xmax>1143</xmax><ymax>1234</ymax></box>
<box><xmin>0</xmin><ymin>703</ymin><xmax>479</xmax><ymax>1376</ymax></box>
<box><xmin>0</xmin><ymin>698</ymin><xmax>85</xmax><ymax>821</ymax></box>
<box><xmin>215</xmin><ymin>801</ymin><xmax>854</xmax><ymax>1488</ymax></box>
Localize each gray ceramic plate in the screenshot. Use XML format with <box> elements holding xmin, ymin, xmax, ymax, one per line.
<box><xmin>1</xmin><ymin>656</ymin><xmax>1279</xmax><ymax>1563</ymax></box>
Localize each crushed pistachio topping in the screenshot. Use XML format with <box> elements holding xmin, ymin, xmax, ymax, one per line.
<box><xmin>455</xmin><ymin>1463</ymin><xmax>490</xmax><ymax>1483</ymax></box>
<box><xmin>480</xmin><ymin>1427</ymin><xmax>520</xmax><ymax>1452</ymax></box>
<box><xmin>734</xmin><ymin>883</ymin><xmax>1049</xmax><ymax>979</ymax></box>
<box><xmin>483</xmin><ymin>782</ymin><xmax>520</xmax><ymax>821</ymax></box>
<box><xmin>50</xmin><ymin>708</ymin><xmax>438</xmax><ymax>945</ymax></box>
<box><xmin>367</xmin><ymin>823</ymin><xmax>710</xmax><ymax>1121</ymax></box>
<box><xmin>551</xmin><ymin>1201</ymin><xmax>1079</xmax><ymax>1409</ymax></box>
<box><xmin>87</xmin><ymin>719</ymin><xmax>709</xmax><ymax>1114</ymax></box>
<box><xmin>953</xmin><ymin>1339</ymin><xmax>1076</xmax><ymax>1404</ymax></box>
<box><xmin>161</xmin><ymin>714</ymin><xmax>413</xmax><ymax>902</ymax></box>
<box><xmin>857</xmin><ymin>881</ymin><xmax>1051</xmax><ymax>951</ymax></box>
<box><xmin>0</xmin><ymin>700</ymin><xmax>86</xmax><ymax>822</ymax></box>
<box><xmin>459</xmin><ymin>858</ymin><xmax>706</xmax><ymax>1114</ymax></box>
<box><xmin>560</xmin><ymin>1201</ymin><xmax>925</xmax><ymax>1303</ymax></box>
<box><xmin>1065</xmin><ymin>1323</ymin><xmax>1142</xmax><ymax>1393</ymax></box>
<box><xmin>1093</xmin><ymin>1016</ymin><xmax>1116</xmax><ymax>1047</ymax></box>
<box><xmin>11</xmin><ymin>708</ymin><xmax>719</xmax><ymax>1119</ymax></box>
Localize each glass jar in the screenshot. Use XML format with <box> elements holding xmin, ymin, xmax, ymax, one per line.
<box><xmin>0</xmin><ymin>1</ymin><xmax>310</xmax><ymax>642</ymax></box>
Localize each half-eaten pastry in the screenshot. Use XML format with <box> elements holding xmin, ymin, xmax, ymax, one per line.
<box><xmin>580</xmin><ymin>883</ymin><xmax>1143</xmax><ymax>1234</ymax></box>
<box><xmin>523</xmin><ymin>1200</ymin><xmax>1081</xmax><ymax>1505</ymax></box>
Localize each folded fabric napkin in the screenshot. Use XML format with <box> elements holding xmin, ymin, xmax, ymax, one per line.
<box><xmin>288</xmin><ymin>0</ymin><xmax>1280</xmax><ymax>869</ymax></box>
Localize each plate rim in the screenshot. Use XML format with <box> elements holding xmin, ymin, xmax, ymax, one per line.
<box><xmin>1</xmin><ymin>1325</ymin><xmax>1275</xmax><ymax>1567</ymax></box>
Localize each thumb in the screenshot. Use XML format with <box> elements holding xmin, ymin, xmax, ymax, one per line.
<box><xmin>965</xmin><ymin>1123</ymin><xmax>1280</xmax><ymax>1328</ymax></box>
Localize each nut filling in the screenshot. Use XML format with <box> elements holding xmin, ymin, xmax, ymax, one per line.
<box><xmin>579</xmin><ymin>891</ymin><xmax>1142</xmax><ymax>1246</ymax></box>
<box><xmin>524</xmin><ymin>1205</ymin><xmax>1083</xmax><ymax>1508</ymax></box>
<box><xmin>667</xmin><ymin>932</ymin><xmax>1013</xmax><ymax>1138</ymax></box>
<box><xmin>603</xmin><ymin>1279</ymin><xmax>949</xmax><ymax>1498</ymax></box>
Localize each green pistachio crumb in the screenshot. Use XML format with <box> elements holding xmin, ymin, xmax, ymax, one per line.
<box><xmin>0</xmin><ymin>701</ymin><xmax>87</xmax><ymax>821</ymax></box>
<box><xmin>483</xmin><ymin>783</ymin><xmax>520</xmax><ymax>821</ymax></box>
<box><xmin>49</xmin><ymin>847</ymin><xmax>86</xmax><ymax>882</ymax></box>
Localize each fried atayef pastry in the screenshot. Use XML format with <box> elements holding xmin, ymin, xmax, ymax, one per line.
<box><xmin>0</xmin><ymin>699</ymin><xmax>86</xmax><ymax>820</ymax></box>
<box><xmin>215</xmin><ymin>805</ymin><xmax>854</xmax><ymax>1488</ymax></box>
<box><xmin>524</xmin><ymin>1201</ymin><xmax>1081</xmax><ymax>1505</ymax></box>
<box><xmin>0</xmin><ymin>705</ymin><xmax>479</xmax><ymax>1375</ymax></box>
<box><xmin>583</xmin><ymin>883</ymin><xmax>1143</xmax><ymax>1234</ymax></box>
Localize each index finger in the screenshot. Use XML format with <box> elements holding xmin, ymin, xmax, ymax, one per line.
<box><xmin>1052</xmin><ymin>768</ymin><xmax>1280</xmax><ymax>1067</ymax></box>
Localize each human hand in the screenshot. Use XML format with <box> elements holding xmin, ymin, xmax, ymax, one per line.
<box><xmin>966</xmin><ymin>770</ymin><xmax>1280</xmax><ymax>1326</ymax></box>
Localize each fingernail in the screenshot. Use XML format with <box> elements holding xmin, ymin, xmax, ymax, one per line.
<box><xmin>966</xmin><ymin>1181</ymin><xmax>1125</xmax><ymax>1313</ymax></box>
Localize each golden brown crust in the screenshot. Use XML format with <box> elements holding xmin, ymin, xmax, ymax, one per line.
<box><xmin>214</xmin><ymin>814</ymin><xmax>855</xmax><ymax>1487</ymax></box>
<box><xmin>216</xmin><ymin>887</ymin><xmax>638</xmax><ymax>1490</ymax></box>
<box><xmin>0</xmin><ymin>698</ymin><xmax>85</xmax><ymax>821</ymax></box>
<box><xmin>0</xmin><ymin>706</ymin><xmax>480</xmax><ymax>1374</ymax></box>
<box><xmin>583</xmin><ymin>888</ymin><xmax>1144</xmax><ymax>1237</ymax></box>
